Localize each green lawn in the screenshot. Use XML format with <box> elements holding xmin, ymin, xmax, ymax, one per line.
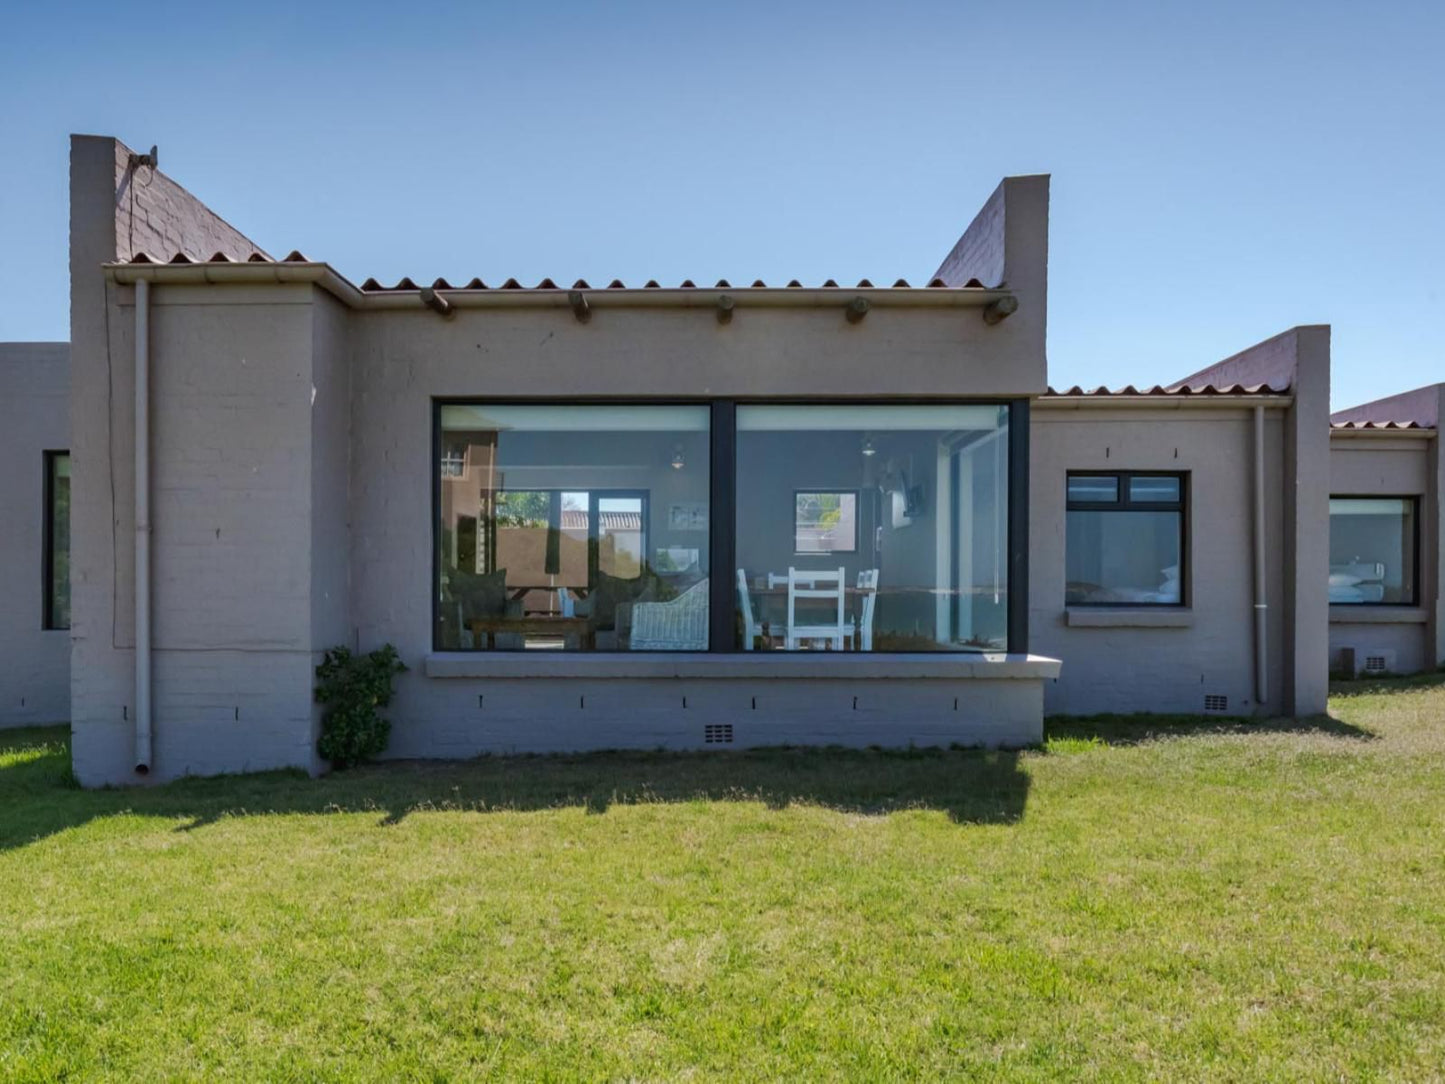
<box><xmin>2</xmin><ymin>678</ymin><xmax>1443</xmax><ymax>1081</ymax></box>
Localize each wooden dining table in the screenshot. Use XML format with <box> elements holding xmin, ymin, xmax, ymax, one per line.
<box><xmin>468</xmin><ymin>616</ymin><xmax>594</xmax><ymax>650</ymax></box>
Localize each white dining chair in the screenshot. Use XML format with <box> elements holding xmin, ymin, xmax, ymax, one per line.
<box><xmin>786</xmin><ymin>566</ymin><xmax>846</xmax><ymax>650</ymax></box>
<box><xmin>855</xmin><ymin>568</ymin><xmax>879</xmax><ymax>651</ymax></box>
<box><xmin>736</xmin><ymin>569</ymin><xmax>762</xmax><ymax>650</ymax></box>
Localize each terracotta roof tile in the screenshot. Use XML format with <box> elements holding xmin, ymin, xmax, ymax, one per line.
<box><xmin>1330</xmin><ymin>420</ymin><xmax>1431</xmax><ymax>430</ymax></box>
<box><xmin>1045</xmin><ymin>383</ymin><xmax>1288</xmax><ymax>397</ymax></box>
<box><xmin>115</xmin><ymin>254</ymin><xmax>1008</xmax><ymax>293</ymax></box>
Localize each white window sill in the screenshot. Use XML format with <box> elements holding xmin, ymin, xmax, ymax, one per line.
<box><xmin>1329</xmin><ymin>607</ymin><xmax>1428</xmax><ymax>625</ymax></box>
<box><xmin>425</xmin><ymin>652</ymin><xmax>1062</xmax><ymax>681</ymax></box>
<box><xmin>1065</xmin><ymin>608</ymin><xmax>1194</xmax><ymax>629</ymax></box>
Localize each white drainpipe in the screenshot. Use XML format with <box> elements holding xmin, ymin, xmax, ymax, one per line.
<box><xmin>135</xmin><ymin>278</ymin><xmax>152</xmax><ymax>774</ymax></box>
<box><xmin>1252</xmin><ymin>404</ymin><xmax>1269</xmax><ymax>708</ymax></box>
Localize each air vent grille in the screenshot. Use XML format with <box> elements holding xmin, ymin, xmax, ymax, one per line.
<box><xmin>1203</xmin><ymin>694</ymin><xmax>1228</xmax><ymax>713</ymax></box>
<box><xmin>1363</xmin><ymin>655</ymin><xmax>1389</xmax><ymax>675</ymax></box>
<box><xmin>703</xmin><ymin>724</ymin><xmax>734</xmax><ymax>744</ymax></box>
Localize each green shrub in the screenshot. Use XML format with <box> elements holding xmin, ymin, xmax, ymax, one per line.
<box><xmin>315</xmin><ymin>644</ymin><xmax>407</xmax><ymax>767</ymax></box>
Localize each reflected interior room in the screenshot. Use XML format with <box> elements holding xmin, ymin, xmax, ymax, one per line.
<box><xmin>1328</xmin><ymin>497</ymin><xmax>1417</xmax><ymax>605</ymax></box>
<box><xmin>436</xmin><ymin>405</ymin><xmax>711</xmax><ymax>651</ymax></box>
<box><xmin>734</xmin><ymin>404</ymin><xmax>1009</xmax><ymax>652</ymax></box>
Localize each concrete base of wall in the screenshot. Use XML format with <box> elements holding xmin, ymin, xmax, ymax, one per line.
<box><xmin>1329</xmin><ymin>610</ymin><xmax>1432</xmax><ymax>676</ymax></box>
<box><xmin>384</xmin><ymin>653</ymin><xmax>1061</xmax><ymax>758</ymax></box>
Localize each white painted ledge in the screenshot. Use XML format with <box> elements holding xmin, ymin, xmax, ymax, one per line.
<box><xmin>1329</xmin><ymin>607</ymin><xmax>1429</xmax><ymax>625</ymax></box>
<box><xmin>425</xmin><ymin>652</ymin><xmax>1062</xmax><ymax>681</ymax></box>
<box><xmin>1065</xmin><ymin>609</ymin><xmax>1194</xmax><ymax>628</ymax></box>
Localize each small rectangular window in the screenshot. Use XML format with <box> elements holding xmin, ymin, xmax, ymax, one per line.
<box><xmin>1328</xmin><ymin>497</ymin><xmax>1417</xmax><ymax>605</ymax></box>
<box><xmin>44</xmin><ymin>452</ymin><xmax>70</xmax><ymax>630</ymax></box>
<box><xmin>1129</xmin><ymin>476</ymin><xmax>1181</xmax><ymax>503</ymax></box>
<box><xmin>1067</xmin><ymin>476</ymin><xmax>1119</xmax><ymax>503</ymax></box>
<box><xmin>793</xmin><ymin>491</ymin><xmax>858</xmax><ymax>554</ymax></box>
<box><xmin>1066</xmin><ymin>471</ymin><xmax>1186</xmax><ymax>606</ymax></box>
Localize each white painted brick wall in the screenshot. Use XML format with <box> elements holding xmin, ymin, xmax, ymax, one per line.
<box><xmin>0</xmin><ymin>343</ymin><xmax>70</xmax><ymax>726</ymax></box>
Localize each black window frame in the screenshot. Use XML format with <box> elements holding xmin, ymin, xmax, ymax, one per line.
<box><xmin>1327</xmin><ymin>493</ymin><xmax>1421</xmax><ymax>608</ymax></box>
<box><xmin>791</xmin><ymin>488</ymin><xmax>860</xmax><ymax>556</ymax></box>
<box><xmin>1065</xmin><ymin>469</ymin><xmax>1189</xmax><ymax>608</ymax></box>
<box><xmin>433</xmin><ymin>397</ymin><xmax>1033</xmax><ymax>654</ymax></box>
<box><xmin>43</xmin><ymin>450</ymin><xmax>70</xmax><ymax>631</ymax></box>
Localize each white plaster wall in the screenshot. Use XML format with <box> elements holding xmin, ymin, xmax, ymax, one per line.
<box><xmin>0</xmin><ymin>343</ymin><xmax>71</xmax><ymax>726</ymax></box>
<box><xmin>1031</xmin><ymin>407</ymin><xmax>1290</xmax><ymax>717</ymax></box>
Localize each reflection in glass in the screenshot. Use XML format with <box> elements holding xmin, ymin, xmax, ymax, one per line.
<box><xmin>1067</xmin><ymin>475</ymin><xmax>1118</xmax><ymax>503</ymax></box>
<box><xmin>1066</xmin><ymin>510</ymin><xmax>1182</xmax><ymax>604</ymax></box>
<box><xmin>436</xmin><ymin>405</ymin><xmax>710</xmax><ymax>651</ymax></box>
<box><xmin>1128</xmin><ymin>476</ymin><xmax>1181</xmax><ymax>503</ymax></box>
<box><xmin>1329</xmin><ymin>497</ymin><xmax>1416</xmax><ymax>604</ymax></box>
<box><xmin>735</xmin><ymin>405</ymin><xmax>1009</xmax><ymax>652</ymax></box>
<box><xmin>794</xmin><ymin>492</ymin><xmax>858</xmax><ymax>553</ymax></box>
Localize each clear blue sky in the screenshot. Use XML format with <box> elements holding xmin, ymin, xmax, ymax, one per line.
<box><xmin>1</xmin><ymin>0</ymin><xmax>1440</xmax><ymax>408</ymax></box>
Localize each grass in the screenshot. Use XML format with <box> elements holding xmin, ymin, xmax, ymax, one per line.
<box><xmin>1</xmin><ymin>678</ymin><xmax>1443</xmax><ymax>1081</ymax></box>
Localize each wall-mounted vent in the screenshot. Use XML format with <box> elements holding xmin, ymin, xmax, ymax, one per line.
<box><xmin>1203</xmin><ymin>694</ymin><xmax>1229</xmax><ymax>713</ymax></box>
<box><xmin>1341</xmin><ymin>646</ymin><xmax>1396</xmax><ymax>677</ymax></box>
<box><xmin>703</xmin><ymin>724</ymin><xmax>734</xmax><ymax>744</ymax></box>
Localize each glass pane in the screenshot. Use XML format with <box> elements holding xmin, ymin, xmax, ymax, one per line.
<box><xmin>1066</xmin><ymin>510</ymin><xmax>1182</xmax><ymax>604</ymax></box>
<box><xmin>1129</xmin><ymin>476</ymin><xmax>1181</xmax><ymax>503</ymax></box>
<box><xmin>1068</xmin><ymin>475</ymin><xmax>1119</xmax><ymax>503</ymax></box>
<box><xmin>1328</xmin><ymin>498</ymin><xmax>1415</xmax><ymax>604</ymax></box>
<box><xmin>794</xmin><ymin>492</ymin><xmax>858</xmax><ymax>553</ymax></box>
<box><xmin>47</xmin><ymin>454</ymin><xmax>70</xmax><ymax>630</ymax></box>
<box><xmin>735</xmin><ymin>404</ymin><xmax>1009</xmax><ymax>652</ymax></box>
<box><xmin>436</xmin><ymin>406</ymin><xmax>709</xmax><ymax>651</ymax></box>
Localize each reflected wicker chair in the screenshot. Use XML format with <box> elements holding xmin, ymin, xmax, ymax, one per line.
<box><xmin>629</xmin><ymin>579</ymin><xmax>709</xmax><ymax>651</ymax></box>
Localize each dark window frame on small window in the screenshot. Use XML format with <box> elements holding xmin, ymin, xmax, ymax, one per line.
<box><xmin>43</xmin><ymin>450</ymin><xmax>70</xmax><ymax>631</ymax></box>
<box><xmin>1065</xmin><ymin>470</ymin><xmax>1189</xmax><ymax>608</ymax></box>
<box><xmin>792</xmin><ymin>488</ymin><xmax>860</xmax><ymax>555</ymax></box>
<box><xmin>1327</xmin><ymin>494</ymin><xmax>1420</xmax><ymax>607</ymax></box>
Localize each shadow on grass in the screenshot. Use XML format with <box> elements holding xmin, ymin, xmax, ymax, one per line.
<box><xmin>1329</xmin><ymin>671</ymin><xmax>1445</xmax><ymax>699</ymax></box>
<box><xmin>1044</xmin><ymin>712</ymin><xmax>1374</xmax><ymax>748</ymax></box>
<box><xmin>0</xmin><ymin>728</ymin><xmax>1031</xmax><ymax>852</ymax></box>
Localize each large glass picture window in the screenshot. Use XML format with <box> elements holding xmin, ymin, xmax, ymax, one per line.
<box><xmin>1328</xmin><ymin>497</ymin><xmax>1417</xmax><ymax>605</ymax></box>
<box><xmin>436</xmin><ymin>405</ymin><xmax>710</xmax><ymax>651</ymax></box>
<box><xmin>1066</xmin><ymin>471</ymin><xmax>1185</xmax><ymax>606</ymax></box>
<box><xmin>735</xmin><ymin>405</ymin><xmax>1009</xmax><ymax>652</ymax></box>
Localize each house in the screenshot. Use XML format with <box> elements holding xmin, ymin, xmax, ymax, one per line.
<box><xmin>1328</xmin><ymin>384</ymin><xmax>1444</xmax><ymax>677</ymax></box>
<box><xmin>0</xmin><ymin>134</ymin><xmax>1439</xmax><ymax>785</ymax></box>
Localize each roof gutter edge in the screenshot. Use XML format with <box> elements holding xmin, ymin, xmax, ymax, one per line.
<box><xmin>105</xmin><ymin>263</ymin><xmax>1016</xmax><ymax>311</ymax></box>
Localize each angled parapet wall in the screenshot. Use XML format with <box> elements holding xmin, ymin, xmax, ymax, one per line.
<box><xmin>1332</xmin><ymin>383</ymin><xmax>1444</xmax><ymax>670</ymax></box>
<box><xmin>1173</xmin><ymin>327</ymin><xmax>1332</xmax><ymax>715</ymax></box>
<box><xmin>69</xmin><ymin>135</ymin><xmax>347</xmax><ymax>785</ymax></box>
<box><xmin>932</xmin><ymin>175</ymin><xmax>1050</xmax><ymax>391</ymax></box>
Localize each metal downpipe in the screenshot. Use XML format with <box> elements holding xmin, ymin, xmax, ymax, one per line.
<box><xmin>135</xmin><ymin>278</ymin><xmax>152</xmax><ymax>774</ymax></box>
<box><xmin>1253</xmin><ymin>404</ymin><xmax>1269</xmax><ymax>708</ymax></box>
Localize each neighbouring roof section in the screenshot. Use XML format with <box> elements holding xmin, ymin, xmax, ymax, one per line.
<box><xmin>1330</xmin><ymin>382</ymin><xmax>1442</xmax><ymax>431</ymax></box>
<box><xmin>1044</xmin><ymin>382</ymin><xmax>1287</xmax><ymax>397</ymax></box>
<box><xmin>116</xmin><ymin>251</ymin><xmax>991</xmax><ymax>292</ymax></box>
<box><xmin>1329</xmin><ymin>420</ymin><xmax>1431</xmax><ymax>431</ymax></box>
<box><xmin>560</xmin><ymin>510</ymin><xmax>642</xmax><ymax>530</ymax></box>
